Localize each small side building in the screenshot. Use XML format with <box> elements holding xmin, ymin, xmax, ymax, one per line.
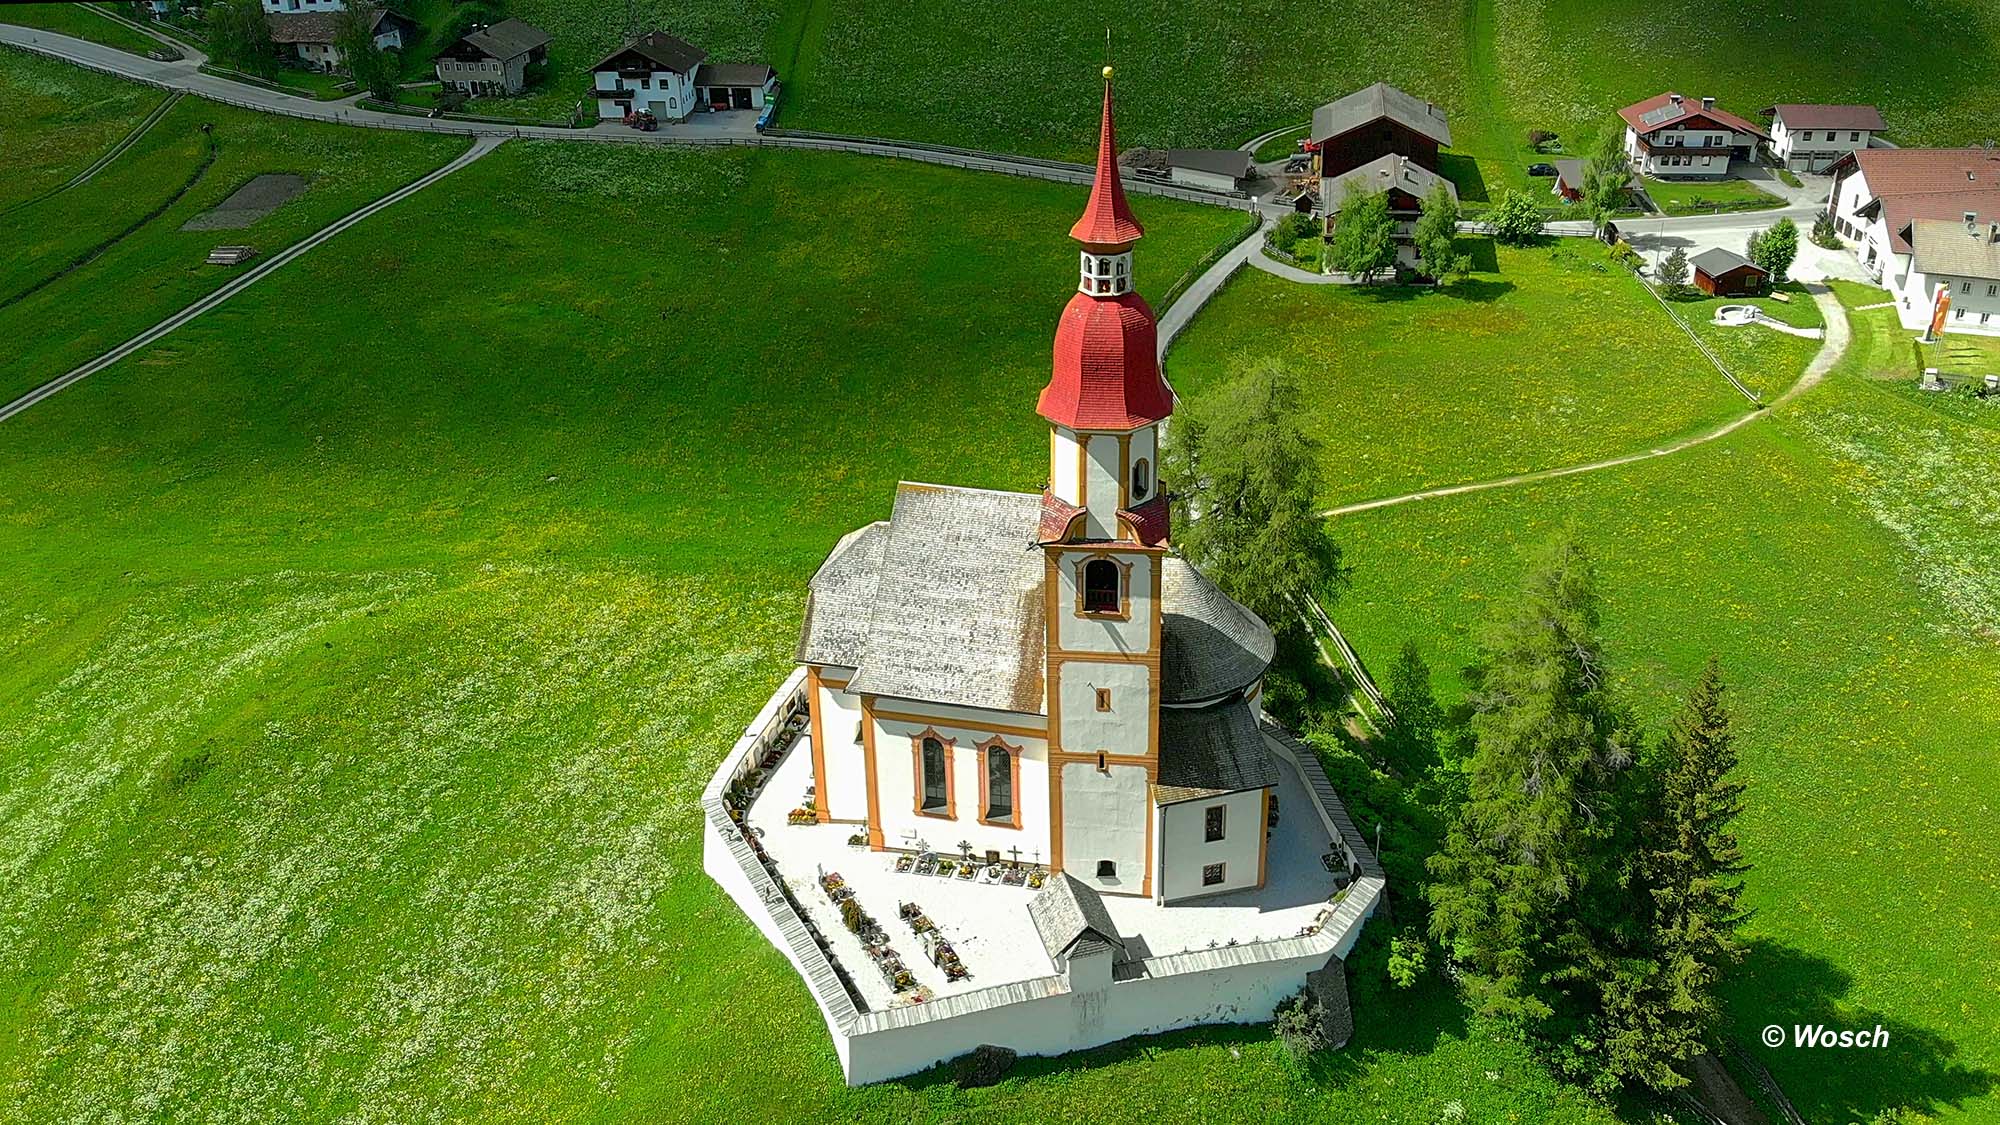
<box><xmin>1764</xmin><ymin>104</ymin><xmax>1886</xmax><ymax>173</ymax></box>
<box><xmin>591</xmin><ymin>30</ymin><xmax>706</xmax><ymax>121</ymax></box>
<box><xmin>1162</xmin><ymin>149</ymin><xmax>1251</xmax><ymax>193</ymax></box>
<box><xmin>1691</xmin><ymin>248</ymin><xmax>1770</xmax><ymax>296</ymax></box>
<box><xmin>694</xmin><ymin>62</ymin><xmax>777</xmax><ymax>110</ymax></box>
<box><xmin>434</xmin><ymin>18</ymin><xmax>549</xmax><ymax>97</ymax></box>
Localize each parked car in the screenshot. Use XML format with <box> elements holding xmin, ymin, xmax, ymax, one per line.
<box><xmin>1526</xmin><ymin>162</ymin><xmax>1557</xmax><ymax>177</ymax></box>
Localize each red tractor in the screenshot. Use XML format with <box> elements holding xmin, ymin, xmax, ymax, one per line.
<box><xmin>622</xmin><ymin>109</ymin><xmax>658</xmax><ymax>132</ymax></box>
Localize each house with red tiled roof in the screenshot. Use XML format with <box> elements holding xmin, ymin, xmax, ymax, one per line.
<box><xmin>1763</xmin><ymin>104</ymin><xmax>1887</xmax><ymax>173</ymax></box>
<box><xmin>1618</xmin><ymin>92</ymin><xmax>1769</xmax><ymax>179</ymax></box>
<box><xmin>1826</xmin><ymin>147</ymin><xmax>2000</xmax><ymax>336</ymax></box>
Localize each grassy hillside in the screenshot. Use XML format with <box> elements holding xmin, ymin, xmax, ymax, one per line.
<box><xmin>1329</xmin><ymin>287</ymin><xmax>2000</xmax><ymax>1123</ymax></box>
<box><xmin>1494</xmin><ymin>0</ymin><xmax>2000</xmax><ymax>151</ymax></box>
<box><xmin>0</xmin><ymin>96</ymin><xmax>464</xmax><ymax>402</ymax></box>
<box><xmin>0</xmin><ymin>142</ymin><xmax>1596</xmax><ymax>1123</ymax></box>
<box><xmin>1163</xmin><ymin>240</ymin><xmax>1782</xmax><ymax>507</ymax></box>
<box><xmin>0</xmin><ymin>49</ymin><xmax>162</xmax><ymax>210</ymax></box>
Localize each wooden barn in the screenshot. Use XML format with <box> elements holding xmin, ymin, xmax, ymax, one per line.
<box><xmin>1309</xmin><ymin>82</ymin><xmax>1450</xmax><ymax>179</ymax></box>
<box><xmin>1691</xmin><ymin>247</ymin><xmax>1770</xmax><ymax>296</ymax></box>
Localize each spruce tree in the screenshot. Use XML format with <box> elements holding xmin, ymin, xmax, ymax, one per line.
<box><xmin>1425</xmin><ymin>533</ymin><xmax>1634</xmax><ymax>1022</ymax></box>
<box><xmin>1605</xmin><ymin>657</ymin><xmax>1750</xmax><ymax>1088</ymax></box>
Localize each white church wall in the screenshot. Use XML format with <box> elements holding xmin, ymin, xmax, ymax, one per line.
<box><xmin>1158</xmin><ymin>787</ymin><xmax>1266</xmax><ymax>903</ymax></box>
<box><xmin>1082</xmin><ymin>433</ymin><xmax>1124</xmax><ymax>536</ymax></box>
<box><xmin>839</xmin><ymin>943</ymin><xmax>1331</xmax><ymax>1085</ymax></box>
<box><xmin>869</xmin><ymin>708</ymin><xmax>1050</xmax><ymax>859</ymax></box>
<box><xmin>1059</xmin><ymin>760</ymin><xmax>1149</xmax><ymax>896</ymax></box>
<box><xmin>1053</xmin><ymin>549</ymin><xmax>1155</xmax><ymax>655</ymax></box>
<box><xmin>1050</xmin><ymin>426</ymin><xmax>1084</xmax><ymax>506</ymax></box>
<box><xmin>1126</xmin><ymin>425</ymin><xmax>1157</xmax><ymax>505</ymax></box>
<box><xmin>815</xmin><ymin>679</ymin><xmax>869</xmax><ymax>822</ymax></box>
<box><xmin>1057</xmin><ymin>661</ymin><xmax>1151</xmax><ymax>758</ymax></box>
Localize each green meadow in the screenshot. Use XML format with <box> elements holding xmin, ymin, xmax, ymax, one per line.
<box><xmin>1325</xmin><ymin>285</ymin><xmax>2000</xmax><ymax>1122</ymax></box>
<box><xmin>0</xmin><ymin>138</ymin><xmax>1620</xmax><ymax>1123</ymax></box>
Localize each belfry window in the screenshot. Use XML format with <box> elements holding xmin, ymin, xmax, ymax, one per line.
<box><xmin>920</xmin><ymin>737</ymin><xmax>948</xmax><ymax>812</ymax></box>
<box><xmin>1131</xmin><ymin>457</ymin><xmax>1151</xmax><ymax>501</ymax></box>
<box><xmin>984</xmin><ymin>746</ymin><xmax>1013</xmax><ymax>822</ymax></box>
<box><xmin>1082</xmin><ymin>559</ymin><xmax>1120</xmax><ymax>613</ymax></box>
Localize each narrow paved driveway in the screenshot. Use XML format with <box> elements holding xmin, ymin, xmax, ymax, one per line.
<box><xmin>0</xmin><ymin>135</ymin><xmax>504</xmax><ymax>423</ymax></box>
<box><xmin>1321</xmin><ymin>284</ymin><xmax>1850</xmax><ymax>517</ymax></box>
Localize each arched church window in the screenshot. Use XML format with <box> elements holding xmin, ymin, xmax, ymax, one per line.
<box><xmin>984</xmin><ymin>746</ymin><xmax>1013</xmax><ymax>823</ymax></box>
<box><xmin>920</xmin><ymin>737</ymin><xmax>948</xmax><ymax>812</ymax></box>
<box><xmin>1083</xmin><ymin>559</ymin><xmax>1120</xmax><ymax>613</ymax></box>
<box><xmin>1131</xmin><ymin>457</ymin><xmax>1151</xmax><ymax>500</ymax></box>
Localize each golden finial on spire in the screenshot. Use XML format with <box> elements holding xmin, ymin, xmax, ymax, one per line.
<box><xmin>1103</xmin><ymin>65</ymin><xmax>1114</xmax><ymax>80</ymax></box>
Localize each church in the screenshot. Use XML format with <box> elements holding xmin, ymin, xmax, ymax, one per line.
<box><xmin>796</xmin><ymin>71</ymin><xmax>1280</xmax><ymax>905</ymax></box>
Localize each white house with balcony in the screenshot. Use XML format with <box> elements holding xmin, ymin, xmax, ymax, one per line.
<box><xmin>1618</xmin><ymin>92</ymin><xmax>1769</xmax><ymax>178</ymax></box>
<box><xmin>1825</xmin><ymin>147</ymin><xmax>2000</xmax><ymax>335</ymax></box>
<box><xmin>590</xmin><ymin>31</ymin><xmax>704</xmax><ymax>122</ymax></box>
<box><xmin>699</xmin><ymin>75</ymin><xmax>1385</xmax><ymax>1085</ymax></box>
<box><xmin>1764</xmin><ymin>104</ymin><xmax>1886</xmax><ymax>173</ymax></box>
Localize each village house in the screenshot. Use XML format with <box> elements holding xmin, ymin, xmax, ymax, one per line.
<box><xmin>434</xmin><ymin>18</ymin><xmax>549</xmax><ymax>98</ymax></box>
<box><xmin>266</xmin><ymin>7</ymin><xmax>411</xmax><ymax>73</ymax></box>
<box><xmin>1618</xmin><ymin>92</ymin><xmax>1768</xmax><ymax>178</ymax></box>
<box><xmin>1309</xmin><ymin>82</ymin><xmax>1450</xmax><ymax>179</ymax></box>
<box><xmin>702</xmin><ymin>73</ymin><xmax>1384</xmax><ymax>1085</ymax></box>
<box><xmin>1320</xmin><ymin>153</ymin><xmax>1456</xmax><ymax>270</ymax></box>
<box><xmin>1826</xmin><ymin>147</ymin><xmax>2000</xmax><ymax>335</ymax></box>
<box><xmin>1763</xmin><ymin>104</ymin><xmax>1887</xmax><ymax>173</ymax></box>
<box><xmin>694</xmin><ymin>62</ymin><xmax>777</xmax><ymax>111</ymax></box>
<box><xmin>1690</xmin><ymin>248</ymin><xmax>1769</xmax><ymax>296</ymax></box>
<box><xmin>591</xmin><ymin>31</ymin><xmax>704</xmax><ymax>121</ymax></box>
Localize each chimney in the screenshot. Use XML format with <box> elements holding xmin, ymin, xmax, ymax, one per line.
<box><xmin>1967</xmin><ymin>211</ymin><xmax>1980</xmax><ymax>235</ymax></box>
<box><xmin>1990</xmin><ymin>222</ymin><xmax>1999</xmax><ymax>244</ymax></box>
<box><xmin>1669</xmin><ymin>93</ymin><xmax>1683</xmax><ymax>107</ymax></box>
<box><xmin>1701</xmin><ymin>96</ymin><xmax>1716</xmax><ymax>111</ymax></box>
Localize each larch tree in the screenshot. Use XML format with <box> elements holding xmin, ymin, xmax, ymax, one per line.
<box><xmin>1425</xmin><ymin>532</ymin><xmax>1636</xmax><ymax>1023</ymax></box>
<box><xmin>1161</xmin><ymin>361</ymin><xmax>1343</xmax><ymax>633</ymax></box>
<box><xmin>1598</xmin><ymin>656</ymin><xmax>1751</xmax><ymax>1090</ymax></box>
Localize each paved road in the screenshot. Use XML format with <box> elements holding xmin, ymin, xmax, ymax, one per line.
<box><xmin>1321</xmin><ymin>283</ymin><xmax>1850</xmax><ymax>517</ymax></box>
<box><xmin>0</xmin><ymin>135</ymin><xmax>503</xmax><ymax>423</ymax></box>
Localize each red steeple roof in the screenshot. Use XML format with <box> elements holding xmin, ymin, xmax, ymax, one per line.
<box><xmin>1069</xmin><ymin>73</ymin><xmax>1145</xmax><ymax>246</ymax></box>
<box><xmin>1040</xmin><ymin>70</ymin><xmax>1171</xmax><ymax>432</ymax></box>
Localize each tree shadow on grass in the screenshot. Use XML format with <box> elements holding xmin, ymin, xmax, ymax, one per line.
<box><xmin>1729</xmin><ymin>940</ymin><xmax>1996</xmax><ymax>1122</ymax></box>
<box><xmin>1460</xmin><ymin>236</ymin><xmax>1501</xmax><ymax>274</ymax></box>
<box><xmin>1439</xmin><ymin>278</ymin><xmax>1515</xmax><ymax>304</ymax></box>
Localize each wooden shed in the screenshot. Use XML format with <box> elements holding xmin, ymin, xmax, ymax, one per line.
<box><xmin>1690</xmin><ymin>247</ymin><xmax>1770</xmax><ymax>296</ymax></box>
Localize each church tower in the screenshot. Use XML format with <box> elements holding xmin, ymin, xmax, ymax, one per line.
<box><xmin>1037</xmin><ymin>69</ymin><xmax>1172</xmax><ymax>899</ymax></box>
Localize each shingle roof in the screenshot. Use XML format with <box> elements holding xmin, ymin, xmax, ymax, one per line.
<box><xmin>1155</xmin><ymin>700</ymin><xmax>1279</xmax><ymax>804</ymax></box>
<box><xmin>799</xmin><ymin>493</ymin><xmax>1270</xmax><ymax>714</ymax></box>
<box><xmin>796</xmin><ymin>522</ymin><xmax>890</xmax><ymax>667</ymax></box>
<box><xmin>842</xmin><ymin>484</ymin><xmax>1047</xmax><ymax>714</ymax></box>
<box><xmin>1911</xmin><ymin>219</ymin><xmax>2000</xmax><ymax>280</ymax></box>
<box><xmin>267</xmin><ymin>8</ymin><xmax>395</xmax><ymax>45</ymax></box>
<box><xmin>1618</xmin><ymin>92</ymin><xmax>1768</xmax><ymax>140</ymax></box>
<box><xmin>1160</xmin><ymin>558</ymin><xmax>1275</xmax><ymax>704</ymax></box>
<box><xmin>1321</xmin><ymin>153</ymin><xmax>1457</xmax><ymax>212</ymax></box>
<box><xmin>694</xmin><ymin>62</ymin><xmax>775</xmax><ymax>86</ymax></box>
<box><xmin>458</xmin><ymin>17</ymin><xmax>548</xmax><ymax>61</ymax></box>
<box><xmin>1028</xmin><ymin>872</ymin><xmax>1124</xmax><ymax>959</ymax></box>
<box><xmin>1765</xmin><ymin>103</ymin><xmax>1886</xmax><ymax>132</ymax></box>
<box><xmin>592</xmin><ymin>30</ymin><xmax>706</xmax><ymax>75</ymax></box>
<box><xmin>1690</xmin><ymin>247</ymin><xmax>1765</xmax><ymax>277</ymax></box>
<box><xmin>1312</xmin><ymin>82</ymin><xmax>1451</xmax><ymax>147</ymax></box>
<box><xmin>1164</xmin><ymin>148</ymin><xmax>1251</xmax><ymax>179</ymax></box>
